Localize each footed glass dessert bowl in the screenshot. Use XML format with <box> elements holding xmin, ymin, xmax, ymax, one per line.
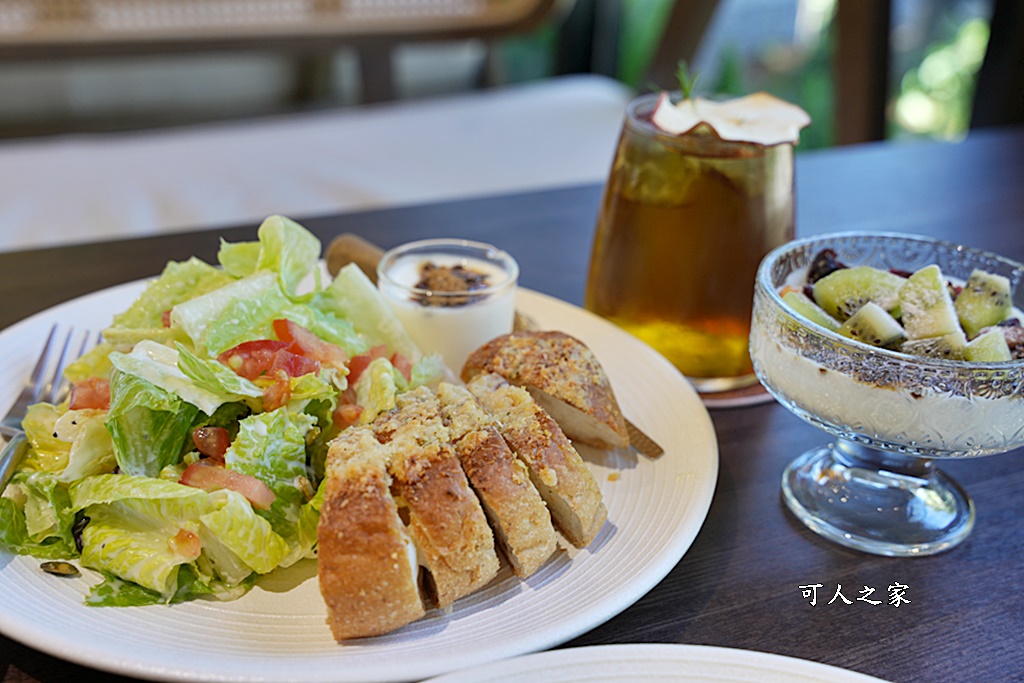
<box><xmin>750</xmin><ymin>233</ymin><xmax>1024</xmax><ymax>556</ymax></box>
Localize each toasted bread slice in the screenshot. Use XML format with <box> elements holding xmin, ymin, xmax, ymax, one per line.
<box><xmin>437</xmin><ymin>382</ymin><xmax>558</xmax><ymax>577</ymax></box>
<box><xmin>467</xmin><ymin>373</ymin><xmax>607</xmax><ymax>548</ymax></box>
<box><xmin>462</xmin><ymin>330</ymin><xmax>629</xmax><ymax>450</ymax></box>
<box><xmin>318</xmin><ymin>426</ymin><xmax>424</xmax><ymax>641</ymax></box>
<box><xmin>374</xmin><ymin>387</ymin><xmax>500</xmax><ymax>608</ymax></box>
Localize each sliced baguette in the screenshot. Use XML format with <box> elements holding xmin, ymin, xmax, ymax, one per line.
<box><xmin>374</xmin><ymin>387</ymin><xmax>500</xmax><ymax>608</ymax></box>
<box><xmin>462</xmin><ymin>330</ymin><xmax>629</xmax><ymax>450</ymax></box>
<box><xmin>437</xmin><ymin>382</ymin><xmax>558</xmax><ymax>577</ymax></box>
<box><xmin>317</xmin><ymin>426</ymin><xmax>424</xmax><ymax>641</ymax></box>
<box><xmin>467</xmin><ymin>372</ymin><xmax>607</xmax><ymax>548</ymax></box>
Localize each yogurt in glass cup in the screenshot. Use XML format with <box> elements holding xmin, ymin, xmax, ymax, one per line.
<box><xmin>377</xmin><ymin>238</ymin><xmax>519</xmax><ymax>374</ymax></box>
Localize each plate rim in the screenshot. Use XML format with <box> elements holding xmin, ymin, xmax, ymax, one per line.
<box><xmin>420</xmin><ymin>643</ymin><xmax>893</xmax><ymax>683</ymax></box>
<box><xmin>0</xmin><ymin>281</ymin><xmax>719</xmax><ymax>683</ymax></box>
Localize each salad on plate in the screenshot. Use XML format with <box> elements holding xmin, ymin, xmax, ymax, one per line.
<box><xmin>0</xmin><ymin>216</ymin><xmax>443</xmax><ymax>607</ymax></box>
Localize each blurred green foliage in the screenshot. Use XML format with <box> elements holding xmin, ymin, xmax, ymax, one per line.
<box><xmin>493</xmin><ymin>0</ymin><xmax>990</xmax><ymax>149</ymax></box>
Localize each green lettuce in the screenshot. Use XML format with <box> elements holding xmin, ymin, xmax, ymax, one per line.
<box><xmin>354</xmin><ymin>357</ymin><xmax>398</xmax><ymax>425</ymax></box>
<box><xmin>103</xmin><ymin>257</ymin><xmax>232</xmax><ymax>346</ymax></box>
<box><xmin>170</xmin><ymin>271</ymin><xmax>282</xmax><ymax>355</ymax></box>
<box><xmin>0</xmin><ymin>471</ymin><xmax>77</xmax><ymax>559</ymax></box>
<box><xmin>106</xmin><ymin>370</ymin><xmax>198</xmax><ymax>477</ymax></box>
<box><xmin>111</xmin><ymin>257</ymin><xmax>234</xmax><ymax>330</ymax></box>
<box><xmin>21</xmin><ymin>403</ymin><xmax>71</xmax><ymax>473</ymax></box>
<box><xmin>252</xmin><ymin>215</ymin><xmax>322</xmax><ymax>299</ymax></box>
<box><xmin>215</xmin><ymin>215</ymin><xmax>321</xmax><ymax>299</ymax></box>
<box><xmin>64</xmin><ymin>342</ymin><xmax>117</xmax><ymax>384</ymax></box>
<box><xmin>217</xmin><ymin>240</ymin><xmax>261</xmax><ymax>279</ymax></box>
<box><xmin>225</xmin><ymin>409</ymin><xmax>316</xmax><ymax>565</ymax></box>
<box><xmin>318</xmin><ymin>264</ymin><xmax>421</xmax><ymax>361</ymax></box>
<box><xmin>279</xmin><ymin>303</ymin><xmax>367</xmax><ymax>359</ymax></box>
<box><xmin>175</xmin><ymin>343</ymin><xmax>263</xmax><ymax>405</ymax></box>
<box><xmin>54</xmin><ymin>409</ymin><xmax>117</xmax><ymax>483</ymax></box>
<box><xmin>109</xmin><ymin>340</ymin><xmax>250</xmax><ymax>417</ymax></box>
<box><xmin>200</xmin><ymin>489</ymin><xmax>288</xmax><ymax>575</ymax></box>
<box><xmin>71</xmin><ymin>475</ymin><xmax>209</xmax><ymax>599</ymax></box>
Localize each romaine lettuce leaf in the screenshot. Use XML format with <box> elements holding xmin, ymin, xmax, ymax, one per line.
<box><xmin>63</xmin><ymin>342</ymin><xmax>117</xmax><ymax>384</ymax></box>
<box><xmin>318</xmin><ymin>264</ymin><xmax>421</xmax><ymax>361</ymax></box>
<box><xmin>54</xmin><ymin>409</ymin><xmax>117</xmax><ymax>483</ymax></box>
<box><xmin>354</xmin><ymin>357</ymin><xmax>397</xmax><ymax>425</ymax></box>
<box><xmin>278</xmin><ymin>303</ymin><xmax>367</xmax><ymax>358</ymax></box>
<box><xmin>0</xmin><ymin>471</ymin><xmax>77</xmax><ymax>558</ymax></box>
<box><xmin>109</xmin><ymin>340</ymin><xmax>246</xmax><ymax>417</ymax></box>
<box><xmin>70</xmin><ymin>473</ymin><xmax>208</xmax><ymax>510</ymax></box>
<box><xmin>296</xmin><ymin>475</ymin><xmax>327</xmax><ymax>558</ymax></box>
<box><xmin>225</xmin><ymin>409</ymin><xmax>315</xmax><ymax>565</ymax></box>
<box><xmin>85</xmin><ymin>565</ymin><xmax>247</xmax><ymax>607</ymax></box>
<box><xmin>253</xmin><ymin>215</ymin><xmax>322</xmax><ymax>300</ymax></box>
<box><xmin>71</xmin><ymin>476</ymin><xmax>210</xmax><ymax>599</ymax></box>
<box><xmin>175</xmin><ymin>343</ymin><xmax>263</xmax><ymax>404</ymax></box>
<box><xmin>21</xmin><ymin>403</ymin><xmax>71</xmax><ymax>473</ymax></box>
<box><xmin>111</xmin><ymin>257</ymin><xmax>234</xmax><ymax>331</ymax></box>
<box><xmin>200</xmin><ymin>489</ymin><xmax>288</xmax><ymax>575</ymax></box>
<box><xmin>170</xmin><ymin>271</ymin><xmax>281</xmax><ymax>355</ymax></box>
<box><xmin>105</xmin><ymin>371</ymin><xmax>199</xmax><ymax>477</ymax></box>
<box><xmin>287</xmin><ymin>372</ymin><xmax>337</xmax><ymax>414</ymax></box>
<box><xmin>217</xmin><ymin>240</ymin><xmax>261</xmax><ymax>279</ymax></box>
<box><xmin>410</xmin><ymin>354</ymin><xmax>446</xmax><ymax>389</ymax></box>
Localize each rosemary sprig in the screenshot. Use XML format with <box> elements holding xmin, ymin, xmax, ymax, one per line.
<box><xmin>676</xmin><ymin>60</ymin><xmax>699</xmax><ymax>101</ymax></box>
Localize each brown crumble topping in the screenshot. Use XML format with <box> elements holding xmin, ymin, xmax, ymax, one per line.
<box><xmin>414</xmin><ymin>262</ymin><xmax>490</xmax><ymax>307</ymax></box>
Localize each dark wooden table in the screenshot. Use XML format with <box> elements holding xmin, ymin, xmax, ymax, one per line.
<box><xmin>2</xmin><ymin>126</ymin><xmax>1023</xmax><ymax>683</ymax></box>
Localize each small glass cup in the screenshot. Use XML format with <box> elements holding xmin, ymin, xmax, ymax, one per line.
<box><xmin>584</xmin><ymin>92</ymin><xmax>796</xmax><ymax>393</ymax></box>
<box><xmin>377</xmin><ymin>238</ymin><xmax>519</xmax><ymax>374</ymax></box>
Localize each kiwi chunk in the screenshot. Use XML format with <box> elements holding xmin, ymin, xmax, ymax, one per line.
<box><xmin>900</xmin><ymin>330</ymin><xmax>967</xmax><ymax>360</ymax></box>
<box><xmin>955</xmin><ymin>269</ymin><xmax>1013</xmax><ymax>338</ymax></box>
<box><xmin>964</xmin><ymin>327</ymin><xmax>1013</xmax><ymax>362</ymax></box>
<box><xmin>837</xmin><ymin>302</ymin><xmax>907</xmax><ymax>347</ymax></box>
<box><xmin>899</xmin><ymin>265</ymin><xmax>961</xmax><ymax>340</ymax></box>
<box><xmin>812</xmin><ymin>266</ymin><xmax>906</xmax><ymax>321</ymax></box>
<box><xmin>782</xmin><ymin>290</ymin><xmax>840</xmax><ymax>331</ymax></box>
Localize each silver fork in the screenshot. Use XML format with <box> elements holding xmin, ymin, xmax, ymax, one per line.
<box><xmin>0</xmin><ymin>325</ymin><xmax>90</xmax><ymax>492</ymax></box>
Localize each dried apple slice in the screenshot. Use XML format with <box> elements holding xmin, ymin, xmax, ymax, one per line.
<box><xmin>650</xmin><ymin>91</ymin><xmax>811</xmax><ymax>146</ymax></box>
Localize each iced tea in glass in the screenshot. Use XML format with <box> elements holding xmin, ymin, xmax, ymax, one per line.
<box><xmin>585</xmin><ymin>92</ymin><xmax>796</xmax><ymax>392</ymax></box>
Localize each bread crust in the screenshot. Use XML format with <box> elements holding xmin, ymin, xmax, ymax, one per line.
<box><xmin>461</xmin><ymin>330</ymin><xmax>629</xmax><ymax>450</ymax></box>
<box><xmin>467</xmin><ymin>373</ymin><xmax>607</xmax><ymax>548</ymax></box>
<box><xmin>376</xmin><ymin>387</ymin><xmax>500</xmax><ymax>608</ymax></box>
<box><xmin>318</xmin><ymin>427</ymin><xmax>425</xmax><ymax>640</ymax></box>
<box><xmin>438</xmin><ymin>382</ymin><xmax>558</xmax><ymax>577</ymax></box>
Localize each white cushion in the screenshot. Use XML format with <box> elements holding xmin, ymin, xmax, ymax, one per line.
<box><xmin>0</xmin><ymin>74</ymin><xmax>632</xmax><ymax>252</ymax></box>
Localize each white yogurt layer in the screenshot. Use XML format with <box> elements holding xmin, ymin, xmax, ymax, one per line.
<box><xmin>379</xmin><ymin>253</ymin><xmax>516</xmax><ymax>374</ymax></box>
<box><xmin>751</xmin><ymin>323</ymin><xmax>1024</xmax><ymax>456</ymax></box>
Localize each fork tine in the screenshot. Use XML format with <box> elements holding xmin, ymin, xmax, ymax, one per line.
<box><xmin>26</xmin><ymin>324</ymin><xmax>60</xmax><ymax>405</ymax></box>
<box><xmin>45</xmin><ymin>327</ymin><xmax>79</xmax><ymax>406</ymax></box>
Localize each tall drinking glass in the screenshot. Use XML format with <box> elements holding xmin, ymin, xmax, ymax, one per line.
<box><xmin>585</xmin><ymin>92</ymin><xmax>797</xmax><ymax>393</ymax></box>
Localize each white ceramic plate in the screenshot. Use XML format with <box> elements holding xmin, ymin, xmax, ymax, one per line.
<box><xmin>421</xmin><ymin>644</ymin><xmax>892</xmax><ymax>683</ymax></box>
<box><xmin>0</xmin><ymin>283</ymin><xmax>718</xmax><ymax>683</ymax></box>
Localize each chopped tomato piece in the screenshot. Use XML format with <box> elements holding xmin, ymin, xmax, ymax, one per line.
<box><xmin>332</xmin><ymin>403</ymin><xmax>363</xmax><ymax>429</ymax></box>
<box><xmin>217</xmin><ymin>340</ymin><xmax>289</xmax><ymax>380</ymax></box>
<box><xmin>161</xmin><ymin>309</ymin><xmax>172</xmax><ymax>328</ymax></box>
<box><xmin>269</xmin><ymin>348</ymin><xmax>320</xmax><ymax>378</ymax></box>
<box><xmin>347</xmin><ymin>345</ymin><xmax>388</xmax><ymax>384</ymax></box>
<box><xmin>390</xmin><ymin>352</ymin><xmax>413</xmax><ymax>383</ymax></box>
<box><xmin>69</xmin><ymin>377</ymin><xmax>111</xmax><ymax>411</ymax></box>
<box><xmin>168</xmin><ymin>528</ymin><xmax>201</xmax><ymax>560</ymax></box>
<box><xmin>179</xmin><ymin>460</ymin><xmax>276</xmax><ymax>510</ymax></box>
<box><xmin>192</xmin><ymin>426</ymin><xmax>230</xmax><ymax>460</ymax></box>
<box><xmin>262</xmin><ymin>369</ymin><xmax>292</xmax><ymax>412</ymax></box>
<box><xmin>272</xmin><ymin>319</ymin><xmax>347</xmax><ymax>371</ymax></box>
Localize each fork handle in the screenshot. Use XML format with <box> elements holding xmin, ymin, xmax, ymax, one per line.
<box><xmin>0</xmin><ymin>432</ymin><xmax>28</xmax><ymax>493</ymax></box>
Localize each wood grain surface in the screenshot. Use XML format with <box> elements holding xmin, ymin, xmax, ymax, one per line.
<box><xmin>1</xmin><ymin>125</ymin><xmax>1022</xmax><ymax>683</ymax></box>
